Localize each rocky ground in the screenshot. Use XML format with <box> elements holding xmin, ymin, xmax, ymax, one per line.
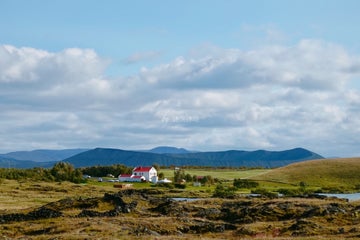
<box><xmin>1</xmin><ymin>189</ymin><xmax>360</xmax><ymax>239</ymax></box>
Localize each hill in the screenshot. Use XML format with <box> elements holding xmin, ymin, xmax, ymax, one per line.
<box><xmin>252</xmin><ymin>157</ymin><xmax>360</xmax><ymax>190</ymax></box>
<box><xmin>0</xmin><ymin>156</ymin><xmax>52</xmax><ymax>169</ymax></box>
<box><xmin>165</xmin><ymin>148</ymin><xmax>323</xmax><ymax>167</ymax></box>
<box><xmin>64</xmin><ymin>147</ymin><xmax>323</xmax><ymax>168</ymax></box>
<box><xmin>0</xmin><ymin>149</ymin><xmax>88</xmax><ymax>162</ymax></box>
<box><xmin>146</xmin><ymin>146</ymin><xmax>194</xmax><ymax>154</ymax></box>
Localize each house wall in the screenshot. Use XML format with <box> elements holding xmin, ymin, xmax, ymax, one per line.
<box><xmin>133</xmin><ymin>167</ymin><xmax>157</xmax><ymax>181</ymax></box>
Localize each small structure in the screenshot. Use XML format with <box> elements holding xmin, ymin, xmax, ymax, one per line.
<box><xmin>118</xmin><ymin>166</ymin><xmax>158</xmax><ymax>183</ymax></box>
<box><xmin>193</xmin><ymin>182</ymin><xmax>201</xmax><ymax>187</ymax></box>
<box><xmin>114</xmin><ymin>184</ymin><xmax>133</xmax><ymax>189</ymax></box>
<box><xmin>157</xmin><ymin>178</ymin><xmax>172</xmax><ymax>184</ymax></box>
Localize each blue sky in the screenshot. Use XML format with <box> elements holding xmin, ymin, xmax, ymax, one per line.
<box><xmin>1</xmin><ymin>0</ymin><xmax>360</xmax><ymax>157</ymax></box>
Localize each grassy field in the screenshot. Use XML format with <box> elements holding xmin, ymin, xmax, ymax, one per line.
<box><xmin>1</xmin><ymin>177</ymin><xmax>360</xmax><ymax>239</ymax></box>
<box><xmin>251</xmin><ymin>157</ymin><xmax>360</xmax><ymax>192</ymax></box>
<box><xmin>2</xmin><ymin>160</ymin><xmax>360</xmax><ymax>239</ymax></box>
<box><xmin>160</xmin><ymin>168</ymin><xmax>270</xmax><ymax>181</ymax></box>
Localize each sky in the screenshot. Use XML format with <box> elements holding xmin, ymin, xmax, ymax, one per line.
<box><xmin>1</xmin><ymin>0</ymin><xmax>360</xmax><ymax>157</ymax></box>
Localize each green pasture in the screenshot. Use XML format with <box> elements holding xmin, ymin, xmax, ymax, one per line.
<box><xmin>159</xmin><ymin>168</ymin><xmax>270</xmax><ymax>181</ymax></box>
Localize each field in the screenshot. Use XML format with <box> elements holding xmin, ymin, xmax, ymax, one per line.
<box><xmin>160</xmin><ymin>168</ymin><xmax>269</xmax><ymax>181</ymax></box>
<box><xmin>1</xmin><ymin>159</ymin><xmax>360</xmax><ymax>239</ymax></box>
<box><xmin>251</xmin><ymin>157</ymin><xmax>360</xmax><ymax>192</ymax></box>
<box><xmin>1</xmin><ymin>178</ymin><xmax>360</xmax><ymax>239</ymax></box>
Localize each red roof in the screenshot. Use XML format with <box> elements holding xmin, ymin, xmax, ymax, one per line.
<box><xmin>133</xmin><ymin>166</ymin><xmax>153</xmax><ymax>172</ymax></box>
<box><xmin>119</xmin><ymin>174</ymin><xmax>132</xmax><ymax>178</ymax></box>
<box><xmin>132</xmin><ymin>176</ymin><xmax>145</xmax><ymax>179</ymax></box>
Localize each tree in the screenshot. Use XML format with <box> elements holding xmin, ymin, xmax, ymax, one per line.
<box><xmin>185</xmin><ymin>173</ymin><xmax>193</xmax><ymax>182</ymax></box>
<box><xmin>152</xmin><ymin>163</ymin><xmax>160</xmax><ymax>172</ymax></box>
<box><xmin>174</xmin><ymin>169</ymin><xmax>186</xmax><ymax>183</ymax></box>
<box><xmin>50</xmin><ymin>162</ymin><xmax>83</xmax><ymax>183</ymax></box>
<box><xmin>158</xmin><ymin>172</ymin><xmax>165</xmax><ymax>179</ymax></box>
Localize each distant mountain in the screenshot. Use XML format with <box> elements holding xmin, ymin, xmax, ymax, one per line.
<box><xmin>64</xmin><ymin>148</ymin><xmax>188</xmax><ymax>168</ymax></box>
<box><xmin>146</xmin><ymin>146</ymin><xmax>195</xmax><ymax>154</ymax></box>
<box><xmin>1</xmin><ymin>149</ymin><xmax>88</xmax><ymax>162</ymax></box>
<box><xmin>64</xmin><ymin>147</ymin><xmax>324</xmax><ymax>168</ymax></box>
<box><xmin>0</xmin><ymin>156</ymin><xmax>53</xmax><ymax>169</ymax></box>
<box><xmin>165</xmin><ymin>148</ymin><xmax>324</xmax><ymax>167</ymax></box>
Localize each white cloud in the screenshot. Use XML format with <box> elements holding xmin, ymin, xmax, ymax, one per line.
<box><xmin>1</xmin><ymin>41</ymin><xmax>360</xmax><ymax>157</ymax></box>
<box><xmin>138</xmin><ymin>39</ymin><xmax>359</xmax><ymax>92</ymax></box>
<box><xmin>123</xmin><ymin>50</ymin><xmax>162</xmax><ymax>64</ymax></box>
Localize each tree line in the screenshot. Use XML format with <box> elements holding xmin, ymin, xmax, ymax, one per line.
<box><xmin>0</xmin><ymin>162</ymin><xmax>132</xmax><ymax>183</ymax></box>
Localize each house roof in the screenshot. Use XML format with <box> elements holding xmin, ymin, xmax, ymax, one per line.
<box><xmin>119</xmin><ymin>174</ymin><xmax>132</xmax><ymax>178</ymax></box>
<box><xmin>132</xmin><ymin>176</ymin><xmax>145</xmax><ymax>179</ymax></box>
<box><xmin>133</xmin><ymin>166</ymin><xmax>153</xmax><ymax>172</ymax></box>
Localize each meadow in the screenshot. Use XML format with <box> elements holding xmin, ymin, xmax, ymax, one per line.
<box><xmin>252</xmin><ymin>157</ymin><xmax>360</xmax><ymax>193</ymax></box>
<box><xmin>160</xmin><ymin>168</ymin><xmax>269</xmax><ymax>181</ymax></box>
<box><xmin>1</xmin><ymin>158</ymin><xmax>360</xmax><ymax>239</ymax></box>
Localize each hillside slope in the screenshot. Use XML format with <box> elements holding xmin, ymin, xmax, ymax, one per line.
<box><xmin>252</xmin><ymin>158</ymin><xmax>360</xmax><ymax>189</ymax></box>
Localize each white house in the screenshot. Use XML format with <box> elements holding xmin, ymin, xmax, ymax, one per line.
<box><xmin>118</xmin><ymin>166</ymin><xmax>158</xmax><ymax>183</ymax></box>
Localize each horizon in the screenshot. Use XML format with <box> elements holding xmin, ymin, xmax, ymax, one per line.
<box><xmin>1</xmin><ymin>1</ymin><xmax>360</xmax><ymax>157</ymax></box>
<box><xmin>0</xmin><ymin>145</ymin><xmax>337</xmax><ymax>159</ymax></box>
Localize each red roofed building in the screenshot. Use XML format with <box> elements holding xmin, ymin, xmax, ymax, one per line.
<box><xmin>118</xmin><ymin>166</ymin><xmax>158</xmax><ymax>183</ymax></box>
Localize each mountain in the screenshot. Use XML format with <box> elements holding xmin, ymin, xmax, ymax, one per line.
<box><xmin>0</xmin><ymin>155</ymin><xmax>53</xmax><ymax>169</ymax></box>
<box><xmin>64</xmin><ymin>148</ymin><xmax>191</xmax><ymax>168</ymax></box>
<box><xmin>64</xmin><ymin>147</ymin><xmax>324</xmax><ymax>168</ymax></box>
<box><xmin>147</xmin><ymin>146</ymin><xmax>194</xmax><ymax>154</ymax></box>
<box><xmin>1</xmin><ymin>149</ymin><xmax>88</xmax><ymax>162</ymax></box>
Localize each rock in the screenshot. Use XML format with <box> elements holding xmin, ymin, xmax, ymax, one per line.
<box><xmin>288</xmin><ymin>219</ymin><xmax>322</xmax><ymax>236</ymax></box>
<box><xmin>195</xmin><ymin>208</ymin><xmax>221</xmax><ymax>220</ymax></box>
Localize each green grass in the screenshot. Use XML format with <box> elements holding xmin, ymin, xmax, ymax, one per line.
<box><xmin>251</xmin><ymin>157</ymin><xmax>360</xmax><ymax>192</ymax></box>
<box><xmin>159</xmin><ymin>168</ymin><xmax>270</xmax><ymax>181</ymax></box>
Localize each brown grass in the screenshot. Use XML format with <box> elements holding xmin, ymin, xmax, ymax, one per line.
<box><xmin>252</xmin><ymin>157</ymin><xmax>360</xmax><ymax>191</ymax></box>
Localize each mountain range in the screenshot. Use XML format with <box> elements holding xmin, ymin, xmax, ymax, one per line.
<box><xmin>0</xmin><ymin>146</ymin><xmax>324</xmax><ymax>169</ymax></box>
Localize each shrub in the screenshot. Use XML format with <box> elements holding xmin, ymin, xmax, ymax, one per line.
<box><xmin>251</xmin><ymin>188</ymin><xmax>278</xmax><ymax>198</ymax></box>
<box><xmin>213</xmin><ymin>184</ymin><xmax>237</xmax><ymax>198</ymax></box>
<box><xmin>233</xmin><ymin>179</ymin><xmax>259</xmax><ymax>189</ymax></box>
<box><xmin>278</xmin><ymin>188</ymin><xmax>301</xmax><ymax>196</ymax></box>
<box><xmin>174</xmin><ymin>183</ymin><xmax>186</xmax><ymax>189</ymax></box>
<box><xmin>156</xmin><ymin>182</ymin><xmax>175</xmax><ymax>189</ymax></box>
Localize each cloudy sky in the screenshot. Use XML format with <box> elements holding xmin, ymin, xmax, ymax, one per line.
<box><xmin>1</xmin><ymin>0</ymin><xmax>360</xmax><ymax>157</ymax></box>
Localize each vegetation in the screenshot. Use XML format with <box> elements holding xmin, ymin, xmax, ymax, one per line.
<box><xmin>233</xmin><ymin>178</ymin><xmax>259</xmax><ymax>189</ymax></box>
<box><xmin>1</xmin><ymin>157</ymin><xmax>360</xmax><ymax>239</ymax></box>
<box><xmin>252</xmin><ymin>157</ymin><xmax>360</xmax><ymax>193</ymax></box>
<box><xmin>0</xmin><ymin>162</ymin><xmax>83</xmax><ymax>183</ymax></box>
<box><xmin>212</xmin><ymin>183</ymin><xmax>237</xmax><ymax>198</ymax></box>
<box><xmin>1</xmin><ymin>179</ymin><xmax>359</xmax><ymax>239</ymax></box>
<box><xmin>161</xmin><ymin>168</ymin><xmax>269</xmax><ymax>181</ymax></box>
<box><xmin>80</xmin><ymin>164</ymin><xmax>132</xmax><ymax>177</ymax></box>
<box><xmin>50</xmin><ymin>162</ymin><xmax>83</xmax><ymax>183</ymax></box>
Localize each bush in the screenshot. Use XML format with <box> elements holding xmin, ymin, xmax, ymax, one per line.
<box><xmin>278</xmin><ymin>188</ymin><xmax>302</xmax><ymax>196</ymax></box>
<box><xmin>174</xmin><ymin>183</ymin><xmax>186</xmax><ymax>189</ymax></box>
<box><xmin>156</xmin><ymin>182</ymin><xmax>175</xmax><ymax>189</ymax></box>
<box><xmin>251</xmin><ymin>188</ymin><xmax>278</xmax><ymax>198</ymax></box>
<box><xmin>233</xmin><ymin>179</ymin><xmax>259</xmax><ymax>189</ymax></box>
<box><xmin>213</xmin><ymin>184</ymin><xmax>237</xmax><ymax>198</ymax></box>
